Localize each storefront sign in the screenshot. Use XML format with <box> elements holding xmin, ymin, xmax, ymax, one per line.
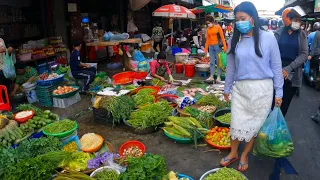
<box><xmin>68</xmin><ymin>3</ymin><xmax>77</xmax><ymax>13</ymax></box>
<box><xmin>315</xmin><ymin>0</ymin><xmax>320</xmax><ymax>12</ymax></box>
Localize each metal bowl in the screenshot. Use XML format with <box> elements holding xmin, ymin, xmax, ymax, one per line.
<box><xmin>195</xmin><ymin>64</ymin><xmax>210</xmax><ymax>72</ymax></box>
<box><xmin>200</xmin><ymin>168</ymin><xmax>248</xmax><ymax>180</ymax></box>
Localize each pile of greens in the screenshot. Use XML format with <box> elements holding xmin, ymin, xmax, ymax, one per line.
<box><xmin>43</xmin><ymin>119</ymin><xmax>76</xmax><ymax>134</ymax></box>
<box><xmin>4</xmin><ymin>151</ymin><xmax>72</xmax><ymax>180</ymax></box>
<box><xmin>94</xmin><ymin>169</ymin><xmax>119</xmax><ymax>180</ymax></box>
<box><xmin>16</xmin><ymin>104</ymin><xmax>44</xmax><ymax>116</ymax></box>
<box><xmin>120</xmin><ymin>154</ymin><xmax>167</xmax><ymax>180</ymax></box>
<box><xmin>127</xmin><ymin>101</ymin><xmax>173</xmax><ymax>129</ymax></box>
<box><xmin>0</xmin><ymin>136</ymin><xmax>60</xmax><ymax>178</ymax></box>
<box><xmin>90</xmin><ymin>77</ymin><xmax>113</xmax><ymax>90</ymax></box>
<box><xmin>197</xmin><ymin>95</ymin><xmax>226</xmax><ymax>108</ymax></box>
<box><xmin>152</xmin><ymin>78</ymin><xmax>164</xmax><ymax>87</ymax></box>
<box><xmin>132</xmin><ymin>89</ymin><xmax>156</xmax><ymax>107</ymax></box>
<box><xmin>99</xmin><ymin>95</ymin><xmax>135</xmax><ymax>125</ymax></box>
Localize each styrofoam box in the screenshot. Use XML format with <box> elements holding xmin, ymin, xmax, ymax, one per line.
<box><xmin>53</xmin><ymin>93</ymin><xmax>81</xmax><ymax>108</ymax></box>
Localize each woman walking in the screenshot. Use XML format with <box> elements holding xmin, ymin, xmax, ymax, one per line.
<box><xmin>222</xmin><ymin>2</ymin><xmax>283</xmax><ymax>172</ymax></box>
<box><xmin>274</xmin><ymin>6</ymin><xmax>307</xmax><ymax>117</ymax></box>
<box><xmin>151</xmin><ymin>22</ymin><xmax>164</xmax><ymax>52</ymax></box>
<box><xmin>204</xmin><ymin>15</ymin><xmax>227</xmax><ymax>82</ymax></box>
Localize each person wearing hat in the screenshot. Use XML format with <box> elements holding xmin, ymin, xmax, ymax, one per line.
<box><xmin>70</xmin><ymin>41</ymin><xmax>96</xmax><ymax>91</ymax></box>
<box><xmin>11</xmin><ymin>62</ymin><xmax>37</xmax><ymax>97</ymax></box>
<box><xmin>274</xmin><ymin>6</ymin><xmax>308</xmax><ymax>116</ymax></box>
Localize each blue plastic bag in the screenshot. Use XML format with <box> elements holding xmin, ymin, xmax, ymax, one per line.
<box><xmin>133</xmin><ymin>50</ymin><xmax>145</xmax><ymax>62</ymax></box>
<box><xmin>2</xmin><ymin>50</ymin><xmax>16</xmax><ymax>79</ymax></box>
<box><xmin>304</xmin><ymin>60</ymin><xmax>310</xmax><ymax>75</ymax></box>
<box><xmin>253</xmin><ymin>107</ymin><xmax>294</xmax><ymax>158</ymax></box>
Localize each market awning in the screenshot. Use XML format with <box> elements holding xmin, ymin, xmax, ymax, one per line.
<box><xmin>190</xmin><ymin>4</ymin><xmax>233</xmax><ymax>14</ymax></box>
<box><xmin>275</xmin><ymin>0</ymin><xmax>299</xmax><ymax>15</ymax></box>
<box><xmin>129</xmin><ymin>0</ymin><xmax>151</xmax><ymax>11</ymax></box>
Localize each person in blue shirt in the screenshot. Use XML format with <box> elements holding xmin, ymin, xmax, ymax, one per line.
<box><xmin>70</xmin><ymin>41</ymin><xmax>96</xmax><ymax>91</ymax></box>
<box><xmin>221</xmin><ymin>2</ymin><xmax>283</xmax><ymax>172</ymax></box>
<box><xmin>308</xmin><ymin>31</ymin><xmax>316</xmax><ymax>51</ymax></box>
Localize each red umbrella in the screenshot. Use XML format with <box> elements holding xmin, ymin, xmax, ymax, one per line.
<box><xmin>153</xmin><ymin>4</ymin><xmax>196</xmax><ymax>19</ymax></box>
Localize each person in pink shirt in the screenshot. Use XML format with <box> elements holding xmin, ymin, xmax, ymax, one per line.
<box><xmin>149</xmin><ymin>52</ymin><xmax>174</xmax><ymax>82</ymax></box>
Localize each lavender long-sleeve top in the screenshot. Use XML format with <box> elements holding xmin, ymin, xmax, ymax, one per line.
<box><xmin>224</xmin><ymin>30</ymin><xmax>284</xmax><ymax>98</ymax></box>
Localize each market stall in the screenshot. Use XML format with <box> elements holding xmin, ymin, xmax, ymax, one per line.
<box><xmin>86</xmin><ymin>38</ymin><xmax>142</xmax><ymax>71</ymax></box>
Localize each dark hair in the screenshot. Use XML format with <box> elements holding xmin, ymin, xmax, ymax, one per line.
<box><xmin>229</xmin><ymin>1</ymin><xmax>262</xmax><ymax>57</ymax></box>
<box><xmin>287</xmin><ymin>12</ymin><xmax>300</xmax><ymax>20</ymax></box>
<box><xmin>157</xmin><ymin>51</ymin><xmax>167</xmax><ymax>60</ymax></box>
<box><xmin>15</xmin><ymin>62</ymin><xmax>26</xmax><ymax>70</ymax></box>
<box><xmin>72</xmin><ymin>40</ymin><xmax>81</xmax><ymax>47</ymax></box>
<box><xmin>205</xmin><ymin>15</ymin><xmax>215</xmax><ymax>23</ymax></box>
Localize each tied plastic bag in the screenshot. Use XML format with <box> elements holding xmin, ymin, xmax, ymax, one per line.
<box><xmin>304</xmin><ymin>60</ymin><xmax>310</xmax><ymax>75</ymax></box>
<box><xmin>218</xmin><ymin>52</ymin><xmax>227</xmax><ymax>69</ymax></box>
<box><xmin>253</xmin><ymin>107</ymin><xmax>294</xmax><ymax>158</ymax></box>
<box><xmin>132</xmin><ymin>50</ymin><xmax>145</xmax><ymax>62</ymax></box>
<box><xmin>2</xmin><ymin>50</ymin><xmax>16</xmax><ymax>79</ymax></box>
<box><xmin>138</xmin><ymin>61</ymin><xmax>150</xmax><ymax>72</ymax></box>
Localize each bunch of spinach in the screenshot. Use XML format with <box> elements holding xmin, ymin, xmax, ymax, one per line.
<box><xmin>120</xmin><ymin>154</ymin><xmax>167</xmax><ymax>180</ymax></box>
<box><xmin>0</xmin><ymin>136</ymin><xmax>60</xmax><ymax>178</ymax></box>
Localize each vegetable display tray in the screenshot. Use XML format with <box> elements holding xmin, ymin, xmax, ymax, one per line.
<box><xmin>178</xmin><ymin>174</ymin><xmax>194</xmax><ymax>180</ymax></box>
<box><xmin>52</xmin><ymin>86</ymin><xmax>80</xmax><ymax>98</ymax></box>
<box><xmin>42</xmin><ymin>122</ymin><xmax>78</xmax><ymax>138</ymax></box>
<box><xmin>164</xmin><ymin>131</ymin><xmax>201</xmax><ymax>144</ymax></box>
<box><xmin>123</xmin><ymin>119</ymin><xmax>160</xmax><ymax>135</ymax></box>
<box><xmin>213</xmin><ymin>108</ymin><xmax>231</xmax><ymax>127</ymax></box>
<box><xmin>199</xmin><ymin>168</ymin><xmax>248</xmax><ymax>180</ymax></box>
<box><xmin>119</xmin><ymin>140</ymin><xmax>146</xmax><ymax>157</ymax></box>
<box><xmin>205</xmin><ymin>127</ymin><xmax>231</xmax><ymax>150</ymax></box>
<box><xmin>36</xmin><ymin>74</ymin><xmax>64</xmax><ymax>86</ymax></box>
<box><xmin>81</xmin><ymin>134</ymin><xmax>104</xmax><ymax>153</ymax></box>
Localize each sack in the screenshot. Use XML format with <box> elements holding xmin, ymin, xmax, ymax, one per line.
<box><xmin>218</xmin><ymin>52</ymin><xmax>227</xmax><ymax>69</ymax></box>
<box><xmin>304</xmin><ymin>60</ymin><xmax>310</xmax><ymax>75</ymax></box>
<box><xmin>2</xmin><ymin>50</ymin><xmax>16</xmax><ymax>79</ymax></box>
<box><xmin>253</xmin><ymin>107</ymin><xmax>294</xmax><ymax>158</ymax></box>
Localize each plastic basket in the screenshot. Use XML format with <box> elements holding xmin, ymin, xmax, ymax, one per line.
<box><xmin>164</xmin><ymin>131</ymin><xmax>201</xmax><ymax>144</ymax></box>
<box><xmin>213</xmin><ymin>108</ymin><xmax>231</xmax><ymax>127</ymax></box>
<box><xmin>200</xmin><ymin>168</ymin><xmax>248</xmax><ymax>180</ymax></box>
<box><xmin>36</xmin><ymin>84</ymin><xmax>59</xmax><ymax>107</ymax></box>
<box><xmin>119</xmin><ymin>140</ymin><xmax>146</xmax><ymax>157</ymax></box>
<box><xmin>113</xmin><ymin>71</ymin><xmax>135</xmax><ymax>85</ymax></box>
<box><xmin>36</xmin><ymin>74</ymin><xmax>64</xmax><ymax>86</ymax></box>
<box><xmin>43</xmin><ymin>122</ymin><xmax>78</xmax><ymax>138</ymax></box>
<box><xmin>53</xmin><ymin>93</ymin><xmax>81</xmax><ymax>108</ymax></box>
<box><xmin>132</xmin><ymin>72</ymin><xmax>148</xmax><ymax>80</ymax></box>
<box><xmin>123</xmin><ymin>119</ymin><xmax>160</xmax><ymax>135</ymax></box>
<box><xmin>52</xmin><ymin>86</ymin><xmax>80</xmax><ymax>99</ymax></box>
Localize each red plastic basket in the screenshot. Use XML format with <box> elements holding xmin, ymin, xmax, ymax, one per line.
<box><xmin>14</xmin><ymin>110</ymin><xmax>35</xmax><ymax>123</ymax></box>
<box><xmin>135</xmin><ymin>86</ymin><xmax>160</xmax><ymax>96</ymax></box>
<box><xmin>132</xmin><ymin>72</ymin><xmax>148</xmax><ymax>80</ymax></box>
<box><xmin>119</xmin><ymin>140</ymin><xmax>146</xmax><ymax>157</ymax></box>
<box><xmin>113</xmin><ymin>71</ymin><xmax>136</xmax><ymax>85</ymax></box>
<box><xmin>205</xmin><ymin>127</ymin><xmax>231</xmax><ymax>150</ymax></box>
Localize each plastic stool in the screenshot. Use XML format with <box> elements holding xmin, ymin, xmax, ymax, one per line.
<box><xmin>0</xmin><ymin>85</ymin><xmax>11</xmax><ymax>111</ymax></box>
<box><xmin>199</xmin><ymin>71</ymin><xmax>209</xmax><ymax>79</ymax></box>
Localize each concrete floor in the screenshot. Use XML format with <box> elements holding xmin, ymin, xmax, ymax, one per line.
<box><xmin>31</xmin><ymin>55</ymin><xmax>320</xmax><ymax>180</ymax></box>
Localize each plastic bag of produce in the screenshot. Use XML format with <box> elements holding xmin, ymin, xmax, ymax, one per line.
<box><xmin>2</xmin><ymin>50</ymin><xmax>16</xmax><ymax>79</ymax></box>
<box><xmin>253</xmin><ymin>107</ymin><xmax>294</xmax><ymax>158</ymax></box>
<box><xmin>218</xmin><ymin>52</ymin><xmax>227</xmax><ymax>69</ymax></box>
<box><xmin>138</xmin><ymin>60</ymin><xmax>150</xmax><ymax>72</ymax></box>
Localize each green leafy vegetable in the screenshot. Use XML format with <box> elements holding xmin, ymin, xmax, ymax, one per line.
<box><xmin>127</xmin><ymin>101</ymin><xmax>173</xmax><ymax>129</ymax></box>
<box><xmin>99</xmin><ymin>95</ymin><xmax>135</xmax><ymax>126</ymax></box>
<box><xmin>152</xmin><ymin>78</ymin><xmax>164</xmax><ymax>87</ymax></box>
<box><xmin>120</xmin><ymin>154</ymin><xmax>167</xmax><ymax>180</ymax></box>
<box><xmin>132</xmin><ymin>88</ymin><xmax>156</xmax><ymax>107</ymax></box>
<box><xmin>197</xmin><ymin>95</ymin><xmax>225</xmax><ymax>108</ymax></box>
<box><xmin>43</xmin><ymin>119</ymin><xmax>76</xmax><ymax>134</ymax></box>
<box><xmin>94</xmin><ymin>169</ymin><xmax>119</xmax><ymax>180</ymax></box>
<box><xmin>204</xmin><ymin>167</ymin><xmax>246</xmax><ymax>180</ymax></box>
<box><xmin>184</xmin><ymin>107</ymin><xmax>201</xmax><ymax>117</ymax></box>
<box><xmin>16</xmin><ymin>104</ymin><xmax>44</xmax><ymax>116</ymax></box>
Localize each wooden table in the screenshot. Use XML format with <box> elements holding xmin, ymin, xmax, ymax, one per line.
<box><xmin>85</xmin><ymin>38</ymin><xmax>142</xmax><ymax>71</ymax></box>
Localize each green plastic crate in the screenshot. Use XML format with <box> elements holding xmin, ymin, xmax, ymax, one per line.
<box><xmin>35</xmin><ymin>84</ymin><xmax>59</xmax><ymax>107</ymax></box>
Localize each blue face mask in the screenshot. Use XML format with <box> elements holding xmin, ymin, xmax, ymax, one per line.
<box><xmin>236</xmin><ymin>18</ymin><xmax>253</xmax><ymax>34</ymax></box>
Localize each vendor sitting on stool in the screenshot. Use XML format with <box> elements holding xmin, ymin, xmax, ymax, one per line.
<box><xmin>11</xmin><ymin>62</ymin><xmax>37</xmax><ymax>97</ymax></box>
<box><xmin>149</xmin><ymin>52</ymin><xmax>174</xmax><ymax>83</ymax></box>
<box><xmin>70</xmin><ymin>41</ymin><xmax>96</xmax><ymax>91</ymax></box>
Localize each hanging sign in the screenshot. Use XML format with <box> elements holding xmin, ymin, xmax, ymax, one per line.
<box><xmin>315</xmin><ymin>0</ymin><xmax>320</xmax><ymax>12</ymax></box>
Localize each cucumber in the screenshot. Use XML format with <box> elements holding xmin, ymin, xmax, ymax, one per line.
<box><xmin>44</xmin><ymin>110</ymin><xmax>51</xmax><ymax>115</ymax></box>
<box><xmin>9</xmin><ymin>134</ymin><xmax>16</xmax><ymax>141</ymax></box>
<box><xmin>30</xmin><ymin>124</ymin><xmax>36</xmax><ymax>128</ymax></box>
<box><xmin>33</xmin><ymin>116</ymin><xmax>41</xmax><ymax>120</ymax></box>
<box><xmin>3</xmin><ymin>130</ymin><xmax>10</xmax><ymax>140</ymax></box>
<box><xmin>2</xmin><ymin>139</ymin><xmax>7</xmax><ymax>146</ymax></box>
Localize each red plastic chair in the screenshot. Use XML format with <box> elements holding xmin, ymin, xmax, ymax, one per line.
<box><xmin>0</xmin><ymin>85</ymin><xmax>11</xmax><ymax>111</ymax></box>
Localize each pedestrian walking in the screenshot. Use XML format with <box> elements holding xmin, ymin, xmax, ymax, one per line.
<box><xmin>274</xmin><ymin>6</ymin><xmax>308</xmax><ymax>116</ymax></box>
<box><xmin>307</xmin><ymin>22</ymin><xmax>320</xmax><ymax>88</ymax></box>
<box><xmin>204</xmin><ymin>15</ymin><xmax>227</xmax><ymax>82</ymax></box>
<box><xmin>222</xmin><ymin>2</ymin><xmax>283</xmax><ymax>172</ymax></box>
<box><xmin>151</xmin><ymin>21</ymin><xmax>164</xmax><ymax>52</ymax></box>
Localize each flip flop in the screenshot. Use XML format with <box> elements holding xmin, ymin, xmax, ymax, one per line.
<box><xmin>237</xmin><ymin>158</ymin><xmax>249</xmax><ymax>172</ymax></box>
<box><xmin>220</xmin><ymin>156</ymin><xmax>239</xmax><ymax>167</ymax></box>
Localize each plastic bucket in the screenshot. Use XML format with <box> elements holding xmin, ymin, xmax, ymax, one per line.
<box><xmin>175</xmin><ymin>64</ymin><xmax>184</xmax><ymax>74</ymax></box>
<box><xmin>141</xmin><ymin>43</ymin><xmax>151</xmax><ymax>53</ymax></box>
<box><xmin>184</xmin><ymin>64</ymin><xmax>195</xmax><ymax>77</ymax></box>
<box><xmin>23</xmin><ymin>83</ymin><xmax>37</xmax><ymax>103</ymax></box>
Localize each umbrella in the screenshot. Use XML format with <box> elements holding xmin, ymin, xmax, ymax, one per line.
<box><xmin>153</xmin><ymin>4</ymin><xmax>196</xmax><ymax>19</ymax></box>
<box><xmin>191</xmin><ymin>4</ymin><xmax>233</xmax><ymax>14</ymax></box>
<box><xmin>153</xmin><ymin>4</ymin><xmax>196</xmax><ymax>47</ymax></box>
